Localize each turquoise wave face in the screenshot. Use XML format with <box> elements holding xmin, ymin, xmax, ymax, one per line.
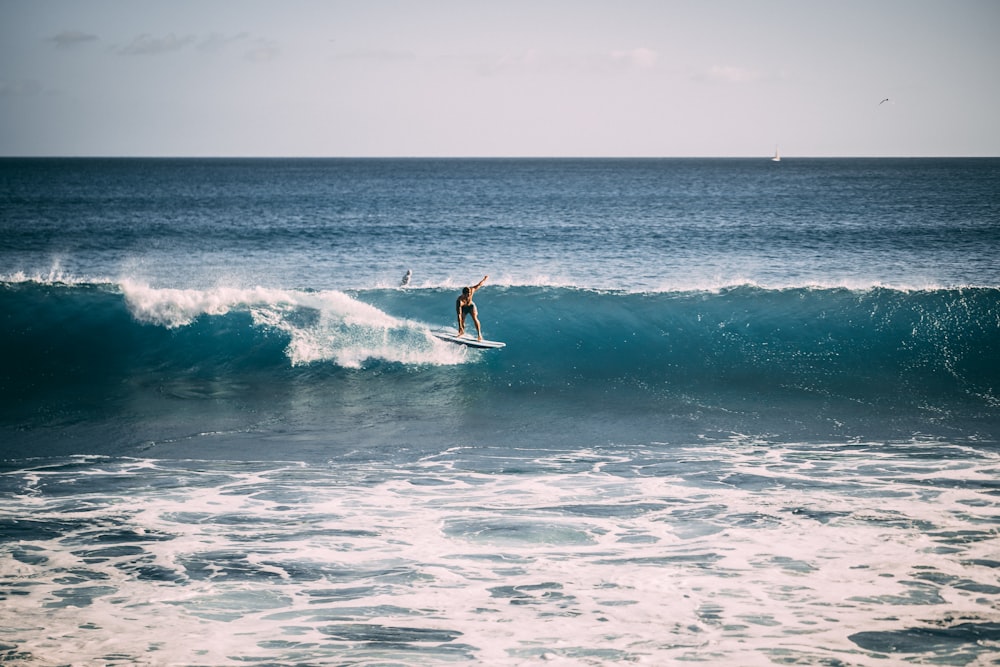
<box><xmin>5</xmin><ymin>281</ymin><xmax>997</xmax><ymax>383</ymax></box>
<box><xmin>367</xmin><ymin>284</ymin><xmax>1000</xmax><ymax>396</ymax></box>
<box><xmin>2</xmin><ymin>280</ymin><xmax>998</xmax><ymax>457</ymax></box>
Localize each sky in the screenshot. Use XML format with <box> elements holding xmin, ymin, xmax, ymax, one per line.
<box><xmin>1</xmin><ymin>0</ymin><xmax>998</xmax><ymax>157</ymax></box>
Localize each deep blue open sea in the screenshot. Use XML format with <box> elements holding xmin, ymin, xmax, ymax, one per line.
<box><xmin>2</xmin><ymin>158</ymin><xmax>999</xmax><ymax>665</ymax></box>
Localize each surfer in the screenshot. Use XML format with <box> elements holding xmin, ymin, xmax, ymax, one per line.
<box><xmin>456</xmin><ymin>275</ymin><xmax>488</xmax><ymax>340</ymax></box>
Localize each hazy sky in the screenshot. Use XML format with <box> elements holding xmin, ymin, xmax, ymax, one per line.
<box><xmin>2</xmin><ymin>0</ymin><xmax>998</xmax><ymax>157</ymax></box>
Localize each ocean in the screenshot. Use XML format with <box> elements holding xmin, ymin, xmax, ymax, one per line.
<box><xmin>1</xmin><ymin>157</ymin><xmax>998</xmax><ymax>665</ymax></box>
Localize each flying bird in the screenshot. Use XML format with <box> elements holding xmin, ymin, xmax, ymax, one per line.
<box><xmin>879</xmin><ymin>98</ymin><xmax>890</xmax><ymax>105</ymax></box>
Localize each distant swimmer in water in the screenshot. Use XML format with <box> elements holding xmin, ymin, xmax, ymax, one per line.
<box><xmin>400</xmin><ymin>269</ymin><xmax>412</xmax><ymax>287</ymax></box>
<box><xmin>456</xmin><ymin>275</ymin><xmax>488</xmax><ymax>340</ymax></box>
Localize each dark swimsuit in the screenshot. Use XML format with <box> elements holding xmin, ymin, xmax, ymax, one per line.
<box><xmin>459</xmin><ymin>301</ymin><xmax>476</xmax><ymax>316</ymax></box>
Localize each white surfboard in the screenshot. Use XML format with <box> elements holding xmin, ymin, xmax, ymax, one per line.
<box><xmin>432</xmin><ymin>330</ymin><xmax>506</xmax><ymax>349</ymax></box>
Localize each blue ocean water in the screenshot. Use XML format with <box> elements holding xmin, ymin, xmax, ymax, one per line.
<box><xmin>1</xmin><ymin>158</ymin><xmax>999</xmax><ymax>665</ymax></box>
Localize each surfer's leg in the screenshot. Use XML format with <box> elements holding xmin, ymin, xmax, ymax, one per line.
<box><xmin>470</xmin><ymin>306</ymin><xmax>482</xmax><ymax>340</ymax></box>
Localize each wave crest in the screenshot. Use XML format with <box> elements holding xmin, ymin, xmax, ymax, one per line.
<box><xmin>3</xmin><ymin>279</ymin><xmax>467</xmax><ymax>372</ymax></box>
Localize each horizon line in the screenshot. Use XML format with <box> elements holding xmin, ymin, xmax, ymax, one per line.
<box><xmin>2</xmin><ymin>154</ymin><xmax>997</xmax><ymax>160</ymax></box>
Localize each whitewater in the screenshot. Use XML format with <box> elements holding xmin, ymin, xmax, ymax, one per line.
<box><xmin>1</xmin><ymin>158</ymin><xmax>998</xmax><ymax>665</ymax></box>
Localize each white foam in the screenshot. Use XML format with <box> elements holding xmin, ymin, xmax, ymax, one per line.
<box><xmin>3</xmin><ymin>441</ymin><xmax>998</xmax><ymax>665</ymax></box>
<box><xmin>121</xmin><ymin>279</ymin><xmax>265</xmax><ymax>327</ymax></box>
<box><xmin>0</xmin><ymin>266</ymin><xmax>110</xmax><ymax>286</ymax></box>
<box><xmin>119</xmin><ymin>280</ymin><xmax>467</xmax><ymax>368</ymax></box>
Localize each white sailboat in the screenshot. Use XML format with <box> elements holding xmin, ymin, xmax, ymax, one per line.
<box><xmin>771</xmin><ymin>146</ymin><xmax>781</xmax><ymax>162</ymax></box>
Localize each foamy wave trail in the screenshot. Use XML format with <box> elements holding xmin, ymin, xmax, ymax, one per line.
<box><xmin>118</xmin><ymin>279</ymin><xmax>463</xmax><ymax>368</ymax></box>
<box><xmin>1</xmin><ymin>279</ymin><xmax>463</xmax><ymax>377</ymax></box>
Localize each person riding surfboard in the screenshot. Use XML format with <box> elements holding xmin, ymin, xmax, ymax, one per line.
<box><xmin>456</xmin><ymin>275</ymin><xmax>488</xmax><ymax>340</ymax></box>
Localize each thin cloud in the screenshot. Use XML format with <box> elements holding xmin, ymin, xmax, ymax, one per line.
<box><xmin>244</xmin><ymin>38</ymin><xmax>280</xmax><ymax>63</ymax></box>
<box><xmin>456</xmin><ymin>49</ymin><xmax>545</xmax><ymax>77</ymax></box>
<box><xmin>192</xmin><ymin>33</ymin><xmax>279</xmax><ymax>62</ymax></box>
<box><xmin>197</xmin><ymin>32</ymin><xmax>251</xmax><ymax>54</ymax></box>
<box><xmin>475</xmin><ymin>47</ymin><xmax>661</xmax><ymax>76</ymax></box>
<box><xmin>486</xmin><ymin>48</ymin><xmax>542</xmax><ymax>75</ymax></box>
<box><xmin>48</xmin><ymin>30</ymin><xmax>98</xmax><ymax>49</ymax></box>
<box><xmin>610</xmin><ymin>47</ymin><xmax>659</xmax><ymax>70</ymax></box>
<box><xmin>117</xmin><ymin>33</ymin><xmax>196</xmax><ymax>56</ymax></box>
<box><xmin>699</xmin><ymin>65</ymin><xmax>764</xmax><ymax>83</ymax></box>
<box><xmin>333</xmin><ymin>49</ymin><xmax>416</xmax><ymax>63</ymax></box>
